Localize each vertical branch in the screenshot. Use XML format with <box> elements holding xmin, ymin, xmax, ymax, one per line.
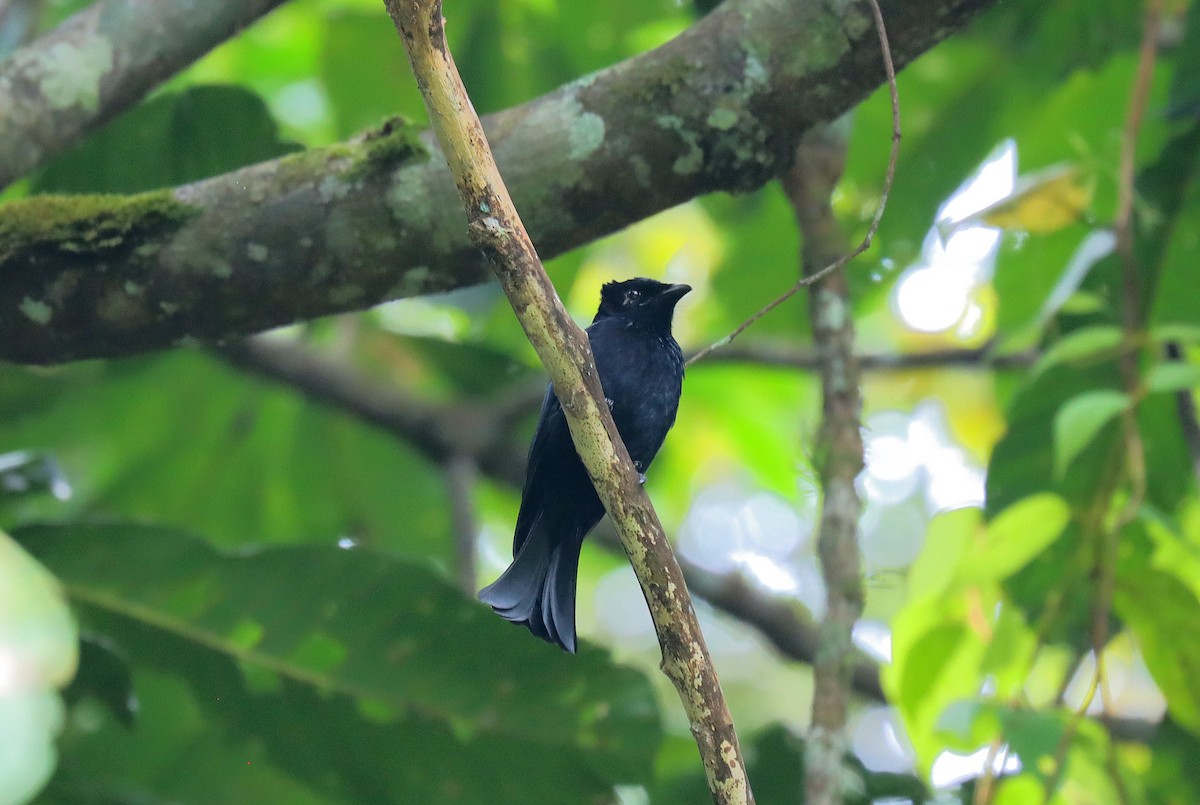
<box><xmin>687</xmin><ymin>0</ymin><xmax>900</xmax><ymax>368</ymax></box>
<box><xmin>1099</xmin><ymin>0</ymin><xmax>1163</xmax><ymax>712</ymax></box>
<box><xmin>782</xmin><ymin>123</ymin><xmax>865</xmax><ymax>805</ymax></box>
<box><xmin>380</xmin><ymin>3</ymin><xmax>753</xmax><ymax>803</ymax></box>
<box><xmin>444</xmin><ymin>454</ymin><xmax>479</xmax><ymax>594</ymax></box>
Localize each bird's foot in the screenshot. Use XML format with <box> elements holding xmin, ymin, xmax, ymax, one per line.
<box><xmin>605</xmin><ymin>397</ymin><xmax>615</xmax><ymax>410</ymax></box>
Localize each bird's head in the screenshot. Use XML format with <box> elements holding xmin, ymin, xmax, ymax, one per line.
<box><xmin>593</xmin><ymin>278</ymin><xmax>692</xmax><ymax>330</ymax></box>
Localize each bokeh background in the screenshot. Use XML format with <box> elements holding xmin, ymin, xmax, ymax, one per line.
<box><xmin>2</xmin><ymin>0</ymin><xmax>1199</xmax><ymax>803</ymax></box>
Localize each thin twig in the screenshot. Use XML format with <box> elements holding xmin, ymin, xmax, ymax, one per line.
<box><xmin>972</xmin><ymin>740</ymin><xmax>1007</xmax><ymax>805</ymax></box>
<box><xmin>1042</xmin><ymin>663</ymin><xmax>1101</xmax><ymax>803</ymax></box>
<box><xmin>695</xmin><ymin>342</ymin><xmax>1037</xmax><ymax>371</ymax></box>
<box><xmin>686</xmin><ymin>0</ymin><xmax>900</xmax><ymax>368</ymax></box>
<box><xmin>1068</xmin><ymin>5</ymin><xmax>1162</xmax><ymax>803</ymax></box>
<box><xmin>380</xmin><ymin>2</ymin><xmax>753</xmax><ymax>802</ymax></box>
<box><xmin>1102</xmin><ymin>0</ymin><xmax>1162</xmax><ymax>719</ymax></box>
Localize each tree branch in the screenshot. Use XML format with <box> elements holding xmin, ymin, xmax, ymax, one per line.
<box><xmin>698</xmin><ymin>343</ymin><xmax>1036</xmax><ymax>371</ymax></box>
<box><xmin>782</xmin><ymin>124</ymin><xmax>867</xmax><ymax>804</ymax></box>
<box><xmin>218</xmin><ymin>338</ymin><xmax>536</xmax><ymax>488</ymax></box>
<box><xmin>219</xmin><ymin>335</ymin><xmax>1166</xmax><ymax>748</ymax></box>
<box><xmin>665</xmin><ymin>552</ymin><xmax>884</xmax><ymax>700</ymax></box>
<box><xmin>220</xmin><ymin>334</ymin><xmax>883</xmax><ymax>693</ymax></box>
<box><xmin>382</xmin><ymin>1</ymin><xmax>752</xmax><ymax>801</ymax></box>
<box><xmin>0</xmin><ymin>0</ymin><xmax>288</xmax><ymax>189</ymax></box>
<box><xmin>0</xmin><ymin>0</ymin><xmax>998</xmax><ymax>365</ymax></box>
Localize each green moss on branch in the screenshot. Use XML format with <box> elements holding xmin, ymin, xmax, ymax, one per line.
<box><xmin>0</xmin><ymin>191</ymin><xmax>198</xmax><ymax>263</ymax></box>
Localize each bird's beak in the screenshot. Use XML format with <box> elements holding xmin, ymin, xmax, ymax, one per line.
<box><xmin>658</xmin><ymin>284</ymin><xmax>692</xmax><ymax>305</ymax></box>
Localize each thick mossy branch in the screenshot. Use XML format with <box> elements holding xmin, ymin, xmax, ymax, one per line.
<box><xmin>0</xmin><ymin>119</ymin><xmax>430</xmax><ymax>362</ymax></box>
<box><xmin>0</xmin><ymin>0</ymin><xmax>997</xmax><ymax>363</ymax></box>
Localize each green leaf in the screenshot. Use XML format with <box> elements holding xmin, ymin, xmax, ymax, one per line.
<box><xmin>63</xmin><ymin>635</ymin><xmax>138</xmax><ymax>728</ymax></box>
<box><xmin>48</xmin><ymin>670</ymin><xmax>336</xmax><ymax>805</ymax></box>
<box><xmin>1146</xmin><ymin>721</ymin><xmax>1200</xmax><ymax>804</ymax></box>
<box><xmin>980</xmin><ymin>604</ymin><xmax>1039</xmax><ymax>699</ymax></box>
<box><xmin>33</xmin><ymin>86</ymin><xmax>299</xmax><ymax>194</ymax></box>
<box><xmin>907</xmin><ymin>507</ymin><xmax>977</xmax><ymax>601</ymax></box>
<box><xmin>978</xmin><ymin>0</ymin><xmax>1142</xmax><ymax>78</ymax></box>
<box><xmin>15</xmin><ymin>523</ymin><xmax>663</xmax><ymax>791</ymax></box>
<box><xmin>1151</xmin><ymin>322</ymin><xmax>1200</xmax><ymax>344</ymax></box>
<box><xmin>1168</xmin><ymin>0</ymin><xmax>1200</xmax><ymax>119</ymax></box>
<box><xmin>1052</xmin><ymin>389</ymin><xmax>1129</xmax><ymax>479</ymax></box>
<box><xmin>1114</xmin><ymin>545</ymin><xmax>1200</xmax><ymax>735</ymax></box>
<box><xmin>958</xmin><ymin>494</ymin><xmax>1071</xmax><ymax>584</ymax></box>
<box><xmin>322</xmin><ymin>12</ymin><xmax>429</xmax><ymax>137</ymax></box>
<box><xmin>1145</xmin><ymin>361</ymin><xmax>1200</xmax><ymax>394</ymax></box>
<box><xmin>1031</xmin><ymin>325</ymin><xmax>1124</xmax><ymax>376</ymax></box>
<box><xmin>0</xmin><ymin>353</ymin><xmax>453</xmax><ymax>559</ymax></box>
<box><xmin>993</xmin><ymin>226</ymin><xmax>1096</xmax><ymax>347</ymax></box>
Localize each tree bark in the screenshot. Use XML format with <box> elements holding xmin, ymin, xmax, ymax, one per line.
<box><xmin>0</xmin><ymin>0</ymin><xmax>997</xmax><ymax>365</ymax></box>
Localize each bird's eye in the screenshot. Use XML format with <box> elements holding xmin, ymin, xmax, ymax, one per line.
<box><xmin>624</xmin><ymin>289</ymin><xmax>641</xmax><ymax>305</ymax></box>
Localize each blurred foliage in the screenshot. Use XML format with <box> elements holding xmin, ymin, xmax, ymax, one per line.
<box><xmin>2</xmin><ymin>0</ymin><xmax>1200</xmax><ymax>803</ymax></box>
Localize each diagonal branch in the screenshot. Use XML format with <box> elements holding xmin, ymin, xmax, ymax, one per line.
<box><xmin>221</xmin><ymin>334</ymin><xmax>883</xmax><ymax>693</ymax></box>
<box><xmin>218</xmin><ymin>338</ymin><xmax>537</xmax><ymax>488</ymax></box>
<box><xmin>382</xmin><ymin>1</ymin><xmax>753</xmax><ymax>801</ymax></box>
<box><xmin>0</xmin><ymin>0</ymin><xmax>288</xmax><ymax>188</ymax></box>
<box><xmin>220</xmin><ymin>334</ymin><xmax>1167</xmax><ymax>749</ymax></box>
<box><xmin>0</xmin><ymin>0</ymin><xmax>999</xmax><ymax>365</ymax></box>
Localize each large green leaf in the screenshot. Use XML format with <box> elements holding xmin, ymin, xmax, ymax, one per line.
<box><xmin>1114</xmin><ymin>531</ymin><xmax>1200</xmax><ymax>736</ymax></box>
<box><xmin>1030</xmin><ymin>325</ymin><xmax>1124</xmax><ymax>378</ymax></box>
<box><xmin>32</xmin><ymin>86</ymin><xmax>299</xmax><ymax>194</ymax></box>
<box><xmin>958</xmin><ymin>494</ymin><xmax>1071</xmax><ymax>584</ymax></box>
<box><xmin>1146</xmin><ymin>720</ymin><xmax>1200</xmax><ymax>804</ymax></box>
<box><xmin>975</xmin><ymin>0</ymin><xmax>1142</xmax><ymax>79</ymax></box>
<box><xmin>321</xmin><ymin>11</ymin><xmax>430</xmax><ymax>137</ymax></box>
<box><xmin>1167</xmin><ymin>0</ymin><xmax>1200</xmax><ymax>119</ymax></box>
<box><xmin>0</xmin><ymin>353</ymin><xmax>453</xmax><ymax>560</ymax></box>
<box><xmin>1052</xmin><ymin>390</ymin><xmax>1129</xmax><ymax>479</ymax></box>
<box><xmin>47</xmin><ymin>670</ymin><xmax>336</xmax><ymax>805</ymax></box>
<box><xmin>17</xmin><ymin>522</ymin><xmax>663</xmax><ymax>800</ymax></box>
<box><xmin>886</xmin><ymin>604</ymin><xmax>990</xmax><ymax>775</ymax></box>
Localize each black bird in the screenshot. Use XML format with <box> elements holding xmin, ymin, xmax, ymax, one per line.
<box><xmin>478</xmin><ymin>278</ymin><xmax>691</xmax><ymax>652</ymax></box>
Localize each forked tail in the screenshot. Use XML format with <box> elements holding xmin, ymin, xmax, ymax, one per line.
<box><xmin>478</xmin><ymin>522</ymin><xmax>583</xmax><ymax>653</ymax></box>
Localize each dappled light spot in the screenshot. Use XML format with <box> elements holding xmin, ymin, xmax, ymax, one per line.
<box><xmin>289</xmin><ymin>632</ymin><xmax>348</xmax><ymax>676</ymax></box>
<box><xmin>678</xmin><ymin>482</ymin><xmax>810</xmax><ymax>575</ymax></box>
<box><xmin>931</xmin><ymin>745</ymin><xmax>1020</xmax><ymax>789</ymax></box>
<box><xmin>227</xmin><ymin>619</ymin><xmax>264</xmax><ymax>651</ymax></box>
<box><xmin>851</xmin><ymin>620</ymin><xmax>891</xmax><ymax>663</ymax></box>
<box><xmin>850</xmin><ymin>705</ymin><xmax>915</xmax><ymax>773</ymax></box>
<box><xmin>594</xmin><ymin>566</ymin><xmax>656</xmax><ymax>645</ymax></box>
<box><xmin>728</xmin><ymin>551</ymin><xmax>797</xmax><ymax>594</ymax></box>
